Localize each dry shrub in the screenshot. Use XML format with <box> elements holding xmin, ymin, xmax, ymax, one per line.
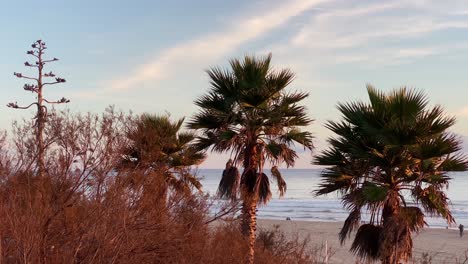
<box><xmin>413</xmin><ymin>250</ymin><xmax>468</xmax><ymax>264</ymax></box>
<box><xmin>200</xmin><ymin>221</ymin><xmax>316</xmax><ymax>264</ymax></box>
<box><xmin>0</xmin><ymin>108</ymin><xmax>321</xmax><ymax>264</ymax></box>
<box><xmin>255</xmin><ymin>225</ymin><xmax>312</xmax><ymax>263</ymax></box>
<box><xmin>0</xmin><ymin>163</ymin><xmax>209</xmax><ymax>262</ymax></box>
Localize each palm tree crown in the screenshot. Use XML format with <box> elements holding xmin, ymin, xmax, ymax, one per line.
<box><xmin>189</xmin><ymin>53</ymin><xmax>313</xmax><ymax>202</ymax></box>
<box><xmin>122</xmin><ymin>114</ymin><xmax>206</xmax><ymax>193</ymax></box>
<box><xmin>189</xmin><ymin>54</ymin><xmax>313</xmax><ymax>264</ymax></box>
<box><xmin>315</xmin><ymin>86</ymin><xmax>467</xmax><ymax>263</ymax></box>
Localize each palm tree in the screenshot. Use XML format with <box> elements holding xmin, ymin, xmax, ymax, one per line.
<box><xmin>121</xmin><ymin>114</ymin><xmax>206</xmax><ymax>196</ymax></box>
<box><xmin>315</xmin><ymin>86</ymin><xmax>467</xmax><ymax>263</ymax></box>
<box><xmin>188</xmin><ymin>54</ymin><xmax>313</xmax><ymax>264</ymax></box>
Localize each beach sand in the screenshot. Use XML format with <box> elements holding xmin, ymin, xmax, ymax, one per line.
<box><xmin>258</xmin><ymin>219</ymin><xmax>468</xmax><ymax>263</ymax></box>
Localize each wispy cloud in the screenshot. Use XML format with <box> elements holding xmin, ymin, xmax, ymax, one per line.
<box><xmin>285</xmin><ymin>0</ymin><xmax>468</xmax><ymax>66</ymax></box>
<box><xmin>108</xmin><ymin>0</ymin><xmax>327</xmax><ymax>91</ymax></box>
<box><xmin>291</xmin><ymin>1</ymin><xmax>411</xmax><ymax>47</ymax></box>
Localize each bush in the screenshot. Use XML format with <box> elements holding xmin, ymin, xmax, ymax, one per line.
<box><xmin>0</xmin><ymin>109</ymin><xmax>323</xmax><ymax>263</ymax></box>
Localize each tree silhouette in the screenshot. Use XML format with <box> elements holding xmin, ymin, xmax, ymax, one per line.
<box><xmin>7</xmin><ymin>39</ymin><xmax>69</xmax><ymax>177</ymax></box>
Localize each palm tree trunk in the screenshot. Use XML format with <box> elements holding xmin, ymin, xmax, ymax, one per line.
<box><xmin>241</xmin><ymin>197</ymin><xmax>257</xmax><ymax>264</ymax></box>
<box><xmin>241</xmin><ymin>142</ymin><xmax>259</xmax><ymax>264</ymax></box>
<box><xmin>380</xmin><ymin>193</ymin><xmax>411</xmax><ymax>264</ymax></box>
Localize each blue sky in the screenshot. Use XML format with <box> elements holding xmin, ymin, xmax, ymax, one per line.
<box><xmin>2</xmin><ymin>0</ymin><xmax>468</xmax><ymax>168</ymax></box>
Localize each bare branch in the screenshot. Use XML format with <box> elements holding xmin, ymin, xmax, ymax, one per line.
<box><xmin>27</xmin><ymin>50</ymin><xmax>39</xmax><ymax>58</ymax></box>
<box><xmin>23</xmin><ymin>84</ymin><xmax>38</xmax><ymax>93</ymax></box>
<box><xmin>24</xmin><ymin>61</ymin><xmax>38</xmax><ymax>68</ymax></box>
<box><xmin>7</xmin><ymin>102</ymin><xmax>38</xmax><ymax>109</ymax></box>
<box><xmin>42</xmin><ymin>58</ymin><xmax>59</xmax><ymax>63</ymax></box>
<box><xmin>43</xmin><ymin>78</ymin><xmax>66</xmax><ymax>86</ymax></box>
<box><xmin>43</xmin><ymin>97</ymin><xmax>70</xmax><ymax>104</ymax></box>
<box><xmin>204</xmin><ymin>201</ymin><xmax>241</xmax><ymax>225</ymax></box>
<box><xmin>43</xmin><ymin>71</ymin><xmax>56</xmax><ymax>78</ymax></box>
<box><xmin>14</xmin><ymin>72</ymin><xmax>38</xmax><ymax>82</ymax></box>
<box><xmin>21</xmin><ymin>77</ymin><xmax>38</xmax><ymax>83</ymax></box>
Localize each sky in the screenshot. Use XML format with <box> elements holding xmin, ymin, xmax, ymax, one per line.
<box><xmin>1</xmin><ymin>0</ymin><xmax>468</xmax><ymax>168</ymax></box>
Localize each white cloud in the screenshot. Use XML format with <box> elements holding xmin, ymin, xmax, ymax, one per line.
<box><xmin>108</xmin><ymin>0</ymin><xmax>327</xmax><ymax>91</ymax></box>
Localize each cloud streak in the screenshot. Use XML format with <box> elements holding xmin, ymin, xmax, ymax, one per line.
<box><xmin>109</xmin><ymin>0</ymin><xmax>326</xmax><ymax>91</ymax></box>
<box><xmin>285</xmin><ymin>0</ymin><xmax>468</xmax><ymax>66</ymax></box>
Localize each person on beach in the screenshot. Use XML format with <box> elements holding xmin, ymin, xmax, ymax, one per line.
<box><xmin>459</xmin><ymin>224</ymin><xmax>464</xmax><ymax>237</ymax></box>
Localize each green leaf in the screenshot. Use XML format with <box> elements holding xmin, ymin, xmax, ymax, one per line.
<box><xmin>362</xmin><ymin>183</ymin><xmax>387</xmax><ymax>202</ymax></box>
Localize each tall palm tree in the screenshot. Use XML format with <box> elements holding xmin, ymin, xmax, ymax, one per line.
<box><xmin>121</xmin><ymin>114</ymin><xmax>206</xmax><ymax>195</ymax></box>
<box><xmin>315</xmin><ymin>86</ymin><xmax>467</xmax><ymax>264</ymax></box>
<box><xmin>189</xmin><ymin>54</ymin><xmax>313</xmax><ymax>264</ymax></box>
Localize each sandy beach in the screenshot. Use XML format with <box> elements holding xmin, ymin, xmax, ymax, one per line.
<box><xmin>258</xmin><ymin>219</ymin><xmax>468</xmax><ymax>263</ymax></box>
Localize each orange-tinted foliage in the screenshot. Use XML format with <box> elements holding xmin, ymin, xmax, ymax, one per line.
<box><xmin>0</xmin><ymin>109</ymin><xmax>317</xmax><ymax>264</ymax></box>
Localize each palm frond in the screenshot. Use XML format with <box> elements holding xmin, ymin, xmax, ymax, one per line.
<box><xmin>257</xmin><ymin>172</ymin><xmax>272</xmax><ymax>204</ymax></box>
<box><xmin>279</xmin><ymin>129</ymin><xmax>314</xmax><ymax>149</ymax></box>
<box><xmin>366</xmin><ymin>84</ymin><xmax>386</xmax><ymax>113</ymax></box>
<box><xmin>271</xmin><ymin>166</ymin><xmax>286</xmax><ymax>197</ymax></box>
<box><xmin>419</xmin><ymin>105</ymin><xmax>456</xmax><ymax>134</ymax></box>
<box><xmin>177</xmin><ymin>131</ymin><xmax>196</xmax><ymax>145</ymax></box>
<box><xmin>264</xmin><ymin>68</ymin><xmax>295</xmax><ymax>93</ymax></box>
<box><xmin>362</xmin><ymin>183</ymin><xmax>388</xmax><ymax>202</ymax></box>
<box><xmin>315</xmin><ymin>167</ymin><xmax>354</xmax><ymax>195</ymax></box>
<box><xmin>411</xmin><ymin>185</ymin><xmax>455</xmax><ymax>224</ymax></box>
<box><xmin>281</xmin><ymin>91</ymin><xmax>309</xmax><ymax>105</ymax></box>
<box><xmin>412</xmin><ymin>185</ymin><xmax>455</xmax><ymax>223</ymax></box>
<box><xmin>386</xmin><ymin>87</ymin><xmax>428</xmax><ymax>120</ymax></box>
<box><xmin>350</xmin><ymin>224</ymin><xmax>382</xmax><ymax>260</ymax></box>
<box><xmin>241</xmin><ymin>168</ymin><xmax>257</xmax><ymax>195</ymax></box>
<box><xmin>400</xmin><ymin>206</ymin><xmax>426</xmax><ymax>232</ymax></box>
<box><xmin>417</xmin><ymin>134</ymin><xmax>463</xmax><ymax>159</ymax></box>
<box><xmin>419</xmin><ymin>173</ymin><xmax>451</xmax><ymax>185</ymax></box>
<box><xmin>205</xmin><ymin>66</ymin><xmax>237</xmax><ymax>98</ymax></box>
<box><xmin>339</xmin><ymin>207</ymin><xmax>361</xmax><ymax>244</ymax></box>
<box><xmin>314</xmin><ymin>147</ymin><xmax>347</xmax><ymax>166</ymax></box>
<box><xmin>336</xmin><ymin>101</ymin><xmax>369</xmax><ymax>126</ymax></box>
<box><xmin>439</xmin><ymin>155</ymin><xmax>468</xmax><ymax>171</ymax></box>
<box><xmin>187</xmin><ymin>111</ymin><xmax>226</xmax><ymax>130</ymax></box>
<box><xmin>264</xmin><ymin>142</ymin><xmax>297</xmax><ymax>167</ymax></box>
<box><xmin>218</xmin><ymin>160</ymin><xmax>240</xmax><ymax>200</ymax></box>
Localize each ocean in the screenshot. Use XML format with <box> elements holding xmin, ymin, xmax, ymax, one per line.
<box><xmin>199</xmin><ymin>169</ymin><xmax>468</xmax><ymax>228</ymax></box>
